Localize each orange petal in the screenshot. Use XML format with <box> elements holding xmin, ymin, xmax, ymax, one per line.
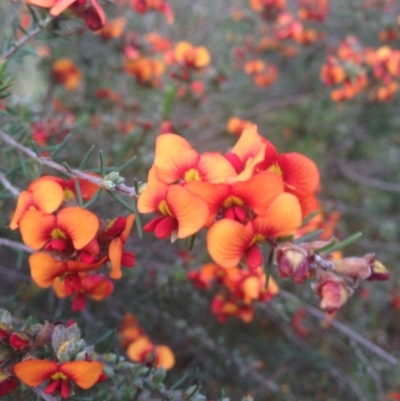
<box><xmin>194</xmin><ymin>47</ymin><xmax>211</xmax><ymax>68</ymax></box>
<box><xmin>230</xmin><ymin>125</ymin><xmax>263</xmax><ymax>164</ymax></box>
<box><xmin>278</xmin><ymin>152</ymin><xmax>320</xmax><ymax>196</ymax></box>
<box><xmin>49</xmin><ymin>0</ymin><xmax>77</xmax><ymax>15</ymax></box>
<box><xmin>198</xmin><ymin>153</ymin><xmax>237</xmax><ymax>183</ymax></box>
<box><xmin>29</xmin><ymin>252</ymin><xmax>66</xmax><ymax>288</ymax></box>
<box><xmin>155</xmin><ymin>345</ymin><xmax>175</xmax><ymax>370</ymax></box>
<box><xmin>30</xmin><ymin>179</ymin><xmax>65</xmax><ymax>213</ymax></box>
<box><xmin>14</xmin><ymin>360</ymin><xmax>58</xmax><ymax>387</ymax></box>
<box><xmin>25</xmin><ymin>0</ymin><xmax>56</xmax><ymax>7</ymax></box>
<box><xmin>57</xmin><ymin>207</ymin><xmax>99</xmax><ymax>250</ymax></box>
<box><xmin>66</xmin><ymin>257</ymin><xmax>107</xmax><ymax>273</ymax></box>
<box><xmin>127</xmin><ymin>336</ymin><xmax>154</xmax><ymax>362</ymax></box>
<box><xmin>207</xmin><ymin>219</ymin><xmax>254</xmax><ymax>268</ymax></box>
<box><xmin>137</xmin><ymin>169</ymin><xmax>169</xmax><ymax>213</ymax></box>
<box><xmin>121</xmin><ymin>214</ymin><xmax>135</xmax><ymax>242</ymax></box>
<box><xmin>60</xmin><ymin>361</ymin><xmax>103</xmax><ymax>389</ymax></box>
<box><xmin>153</xmin><ymin>134</ymin><xmax>199</xmax><ymax>183</ymax></box>
<box><xmin>166</xmin><ymin>185</ymin><xmax>209</xmax><ymax>238</ymax></box>
<box><xmin>253</xmin><ymin>193</ymin><xmax>302</xmax><ymax>238</ymax></box>
<box><xmin>241</xmin><ymin>276</ymin><xmax>260</xmax><ymax>304</ymax></box>
<box><xmin>174</xmin><ymin>42</ymin><xmax>193</xmax><ymax>63</ymax></box>
<box><xmin>53</xmin><ymin>277</ymin><xmax>68</xmax><ymax>297</ymax></box>
<box><xmin>83</xmin><ymin>275</ymin><xmax>113</xmax><ymax>300</ymax></box>
<box><xmin>19</xmin><ymin>209</ymin><xmax>56</xmax><ymax>250</ymax></box>
<box><xmin>10</xmin><ymin>191</ymin><xmax>32</xmax><ymax>230</ymax></box>
<box><xmin>231</xmin><ymin>171</ymin><xmax>284</xmax><ymax>215</ymax></box>
<box><xmin>184</xmin><ymin>181</ymin><xmax>229</xmax><ymax>225</ymax></box>
<box><xmin>108</xmin><ymin>238</ymin><xmax>123</xmax><ymax>279</ymax></box>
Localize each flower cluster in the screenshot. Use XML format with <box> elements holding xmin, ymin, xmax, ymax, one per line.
<box><xmin>10</xmin><ymin>175</ymin><xmax>135</xmax><ymax>310</ymax></box>
<box><xmin>276</xmin><ymin>242</ymin><xmax>390</xmax><ymax>314</ymax></box>
<box><xmin>321</xmin><ymin>36</ymin><xmax>400</xmax><ymax>102</ymax></box>
<box><xmin>119</xmin><ymin>313</ymin><xmax>175</xmax><ymax>370</ymax></box>
<box><xmin>0</xmin><ymin>310</ymin><xmax>104</xmax><ymax>399</ymax></box>
<box><xmin>189</xmin><ymin>263</ymin><xmax>279</xmax><ymax>323</ymax></box>
<box><xmin>138</xmin><ymin>126</ymin><xmax>319</xmax><ymax>269</ymax></box>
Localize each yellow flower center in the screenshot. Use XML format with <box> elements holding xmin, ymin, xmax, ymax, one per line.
<box><xmin>64</xmin><ymin>188</ymin><xmax>75</xmax><ymax>200</ymax></box>
<box><xmin>223</xmin><ymin>196</ymin><xmax>244</xmax><ymax>208</ymax></box>
<box><xmin>158</xmin><ymin>200</ymin><xmax>173</xmax><ymax>217</ymax></box>
<box><xmin>249</xmin><ymin>234</ymin><xmax>265</xmax><ymax>246</ymax></box>
<box><xmin>267</xmin><ymin>162</ymin><xmax>283</xmax><ymax>176</ymax></box>
<box><xmin>184</xmin><ymin>168</ymin><xmax>201</xmax><ymax>182</ymax></box>
<box><xmin>51</xmin><ymin>228</ymin><xmax>67</xmax><ymax>240</ymax></box>
<box><xmin>51</xmin><ymin>372</ymin><xmax>68</xmax><ymax>381</ymax></box>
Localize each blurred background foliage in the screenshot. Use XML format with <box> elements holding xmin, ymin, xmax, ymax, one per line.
<box><xmin>1</xmin><ymin>0</ymin><xmax>400</xmax><ymax>400</ymax></box>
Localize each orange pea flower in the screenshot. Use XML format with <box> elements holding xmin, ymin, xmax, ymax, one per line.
<box><xmin>153</xmin><ymin>134</ymin><xmax>237</xmax><ymax>184</ymax></box>
<box><xmin>173</xmin><ymin>42</ymin><xmax>211</xmax><ymax>69</ymax></box>
<box><xmin>10</xmin><ymin>177</ymin><xmax>64</xmax><ymax>230</ymax></box>
<box><xmin>25</xmin><ymin>0</ymin><xmax>106</xmax><ymax>30</ymax></box>
<box><xmin>53</xmin><ymin>273</ymin><xmax>114</xmax><ymax>311</ymax></box>
<box><xmin>119</xmin><ymin>312</ymin><xmax>145</xmax><ymax>348</ymax></box>
<box><xmin>97</xmin><ymin>17</ymin><xmax>127</xmax><ymax>40</ymax></box>
<box><xmin>124</xmin><ymin>57</ymin><xmax>165</xmax><ymax>87</ymax></box>
<box><xmin>207</xmin><ymin>192</ymin><xmax>302</xmax><ymax>269</ymax></box>
<box><xmin>52</xmin><ymin>59</ymin><xmax>82</xmax><ymax>90</ymax></box>
<box><xmin>14</xmin><ymin>359</ymin><xmax>103</xmax><ymax>399</ymax></box>
<box><xmin>103</xmin><ymin>214</ymin><xmax>136</xmax><ymax>279</ymax></box>
<box><xmin>224</xmin><ymin>125</ymin><xmax>270</xmax><ymax>182</ymax></box>
<box><xmin>29</xmin><ymin>252</ymin><xmax>106</xmax><ymax>289</ymax></box>
<box><xmin>185</xmin><ymin>171</ymin><xmax>284</xmax><ymax>225</ymax></box>
<box><xmin>226</xmin><ymin>117</ymin><xmax>255</xmax><ymax>136</ymax></box>
<box><xmin>127</xmin><ymin>336</ymin><xmax>175</xmax><ymax>370</ymax></box>
<box><xmin>138</xmin><ymin>172</ymin><xmax>209</xmax><ymax>239</ymax></box>
<box><xmin>188</xmin><ymin>263</ymin><xmax>227</xmax><ymax>289</ymax></box>
<box><xmin>19</xmin><ymin>206</ymin><xmax>99</xmax><ymax>251</ymax></box>
<box><xmin>211</xmin><ymin>294</ymin><xmax>254</xmax><ymax>323</ymax></box>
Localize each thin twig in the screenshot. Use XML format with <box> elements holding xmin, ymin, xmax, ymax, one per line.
<box><xmin>278</xmin><ymin>289</ymin><xmax>399</xmax><ymax>365</ymax></box>
<box><xmin>0</xmin><ymin>128</ymin><xmax>137</xmax><ymax>197</ymax></box>
<box><xmin>338</xmin><ymin>159</ymin><xmax>400</xmax><ymax>193</ymax></box>
<box><xmin>0</xmin><ymin>17</ymin><xmax>52</xmax><ymax>62</ymax></box>
<box><xmin>0</xmin><ymin>237</ymin><xmax>33</xmax><ymax>254</ymax></box>
<box><xmin>0</xmin><ymin>172</ymin><xmax>20</xmax><ymax>196</ymax></box>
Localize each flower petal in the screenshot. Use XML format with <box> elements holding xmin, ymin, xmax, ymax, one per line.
<box><xmin>14</xmin><ymin>360</ymin><xmax>58</xmax><ymax>387</ymax></box>
<box><xmin>197</xmin><ymin>153</ymin><xmax>237</xmax><ymax>183</ymax></box>
<box><xmin>19</xmin><ymin>210</ymin><xmax>56</xmax><ymax>250</ymax></box>
<box><xmin>207</xmin><ymin>219</ymin><xmax>253</xmax><ymax>268</ymax></box>
<box><xmin>137</xmin><ymin>168</ymin><xmax>169</xmax><ymax>214</ymax></box>
<box><xmin>109</xmin><ymin>238</ymin><xmax>123</xmax><ymax>279</ymax></box>
<box><xmin>61</xmin><ymin>361</ymin><xmax>103</xmax><ymax>389</ymax></box>
<box><xmin>127</xmin><ymin>336</ymin><xmax>154</xmax><ymax>362</ymax></box>
<box><xmin>30</xmin><ymin>179</ymin><xmax>65</xmax><ymax>213</ymax></box>
<box><xmin>155</xmin><ymin>345</ymin><xmax>175</xmax><ymax>370</ymax></box>
<box><xmin>231</xmin><ymin>171</ymin><xmax>284</xmax><ymax>215</ymax></box>
<box><xmin>29</xmin><ymin>252</ymin><xmax>66</xmax><ymax>288</ymax></box>
<box><xmin>49</xmin><ymin>0</ymin><xmax>77</xmax><ymax>16</ymax></box>
<box><xmin>253</xmin><ymin>193</ymin><xmax>302</xmax><ymax>238</ymax></box>
<box><xmin>166</xmin><ymin>185</ymin><xmax>208</xmax><ymax>238</ymax></box>
<box><xmin>57</xmin><ymin>207</ymin><xmax>99</xmax><ymax>250</ymax></box>
<box><xmin>278</xmin><ymin>152</ymin><xmax>320</xmax><ymax>196</ymax></box>
<box><xmin>153</xmin><ymin>134</ymin><xmax>199</xmax><ymax>184</ymax></box>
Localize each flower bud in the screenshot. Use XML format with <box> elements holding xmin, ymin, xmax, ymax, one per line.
<box><xmin>0</xmin><ymin>370</ymin><xmax>18</xmax><ymax>396</ymax></box>
<box><xmin>312</xmin><ymin>271</ymin><xmax>353</xmax><ymax>315</ymax></box>
<box><xmin>9</xmin><ymin>333</ymin><xmax>30</xmax><ymax>351</ymax></box>
<box><xmin>369</xmin><ymin>259</ymin><xmax>390</xmax><ymax>281</ymax></box>
<box><xmin>276</xmin><ymin>244</ymin><xmax>311</xmax><ymax>284</ymax></box>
